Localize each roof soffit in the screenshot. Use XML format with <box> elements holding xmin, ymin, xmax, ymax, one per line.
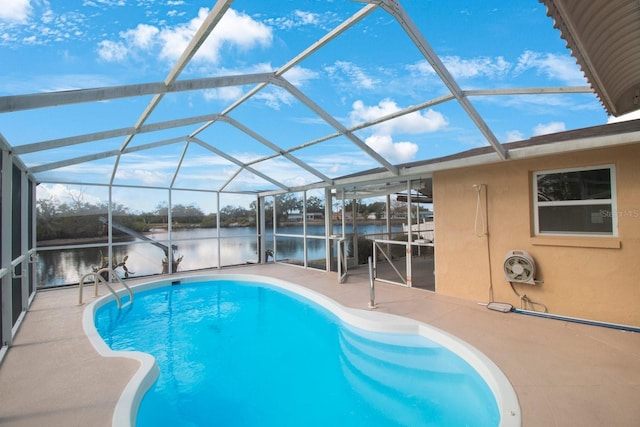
<box><xmin>540</xmin><ymin>0</ymin><xmax>640</xmax><ymax>117</ymax></box>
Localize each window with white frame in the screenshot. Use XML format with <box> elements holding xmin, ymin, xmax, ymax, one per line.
<box><xmin>533</xmin><ymin>165</ymin><xmax>617</xmax><ymax>236</ymax></box>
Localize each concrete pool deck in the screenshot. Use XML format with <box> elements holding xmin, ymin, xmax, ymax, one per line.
<box><xmin>1</xmin><ymin>263</ymin><xmax>639</xmax><ymax>426</ymax></box>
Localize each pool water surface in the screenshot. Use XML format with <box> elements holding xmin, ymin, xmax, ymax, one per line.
<box><xmin>94</xmin><ymin>277</ymin><xmax>510</xmax><ymax>426</ymax></box>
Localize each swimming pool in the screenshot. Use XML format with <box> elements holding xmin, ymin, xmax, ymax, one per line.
<box><xmin>84</xmin><ymin>274</ymin><xmax>521</xmax><ymax>426</ymax></box>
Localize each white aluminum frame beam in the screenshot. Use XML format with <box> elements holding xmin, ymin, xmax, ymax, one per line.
<box><xmin>219</xmin><ymin>116</ymin><xmax>333</xmax><ymax>184</ymax></box>
<box><xmin>370</xmin><ymin>0</ymin><xmax>508</xmax><ymax>160</ymax></box>
<box><xmin>112</xmin><ymin>0</ymin><xmax>234</xmax><ymax>184</ymax></box>
<box><xmin>29</xmin><ymin>137</ymin><xmax>187</xmax><ymax>173</ymax></box>
<box><xmin>1</xmin><ymin>150</ymin><xmax>13</xmax><ymax>348</ymax></box>
<box><xmin>13</xmin><ymin>114</ymin><xmax>220</xmax><ymax>155</ymax></box>
<box><xmin>463</xmin><ymin>86</ymin><xmax>592</xmax><ymax>96</ymax></box>
<box><xmin>271</xmin><ymin>76</ymin><xmax>400</xmax><ymax>175</ymax></box>
<box><xmin>187</xmin><ymin>3</ymin><xmax>378</xmax><ymax>138</ymax></box>
<box><xmin>0</xmin><ymin>73</ymin><xmax>272</xmax><ymax>113</ymax></box>
<box><xmin>189</xmin><ymin>137</ymin><xmax>290</xmax><ymax>191</ymax></box>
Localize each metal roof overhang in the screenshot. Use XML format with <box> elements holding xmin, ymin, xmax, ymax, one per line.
<box><xmin>540</xmin><ymin>0</ymin><xmax>640</xmax><ymax>117</ymax></box>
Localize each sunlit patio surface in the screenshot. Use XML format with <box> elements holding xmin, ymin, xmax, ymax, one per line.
<box><xmin>1</xmin><ymin>263</ymin><xmax>639</xmax><ymax>427</ymax></box>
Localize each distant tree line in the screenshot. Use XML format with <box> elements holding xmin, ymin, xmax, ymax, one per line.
<box><xmin>36</xmin><ymin>189</ymin><xmax>414</xmax><ymax>242</ymax></box>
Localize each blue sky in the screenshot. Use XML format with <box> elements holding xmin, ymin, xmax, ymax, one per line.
<box><xmin>0</xmin><ymin>0</ymin><xmax>634</xmax><ymax>211</ymax></box>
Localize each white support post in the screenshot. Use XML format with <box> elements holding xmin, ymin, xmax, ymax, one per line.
<box><xmin>108</xmin><ymin>185</ymin><xmax>113</xmax><ymax>277</ymax></box>
<box><xmin>167</xmin><ymin>189</ymin><xmax>173</xmax><ymax>272</ymax></box>
<box><xmin>324</xmin><ymin>188</ymin><xmax>332</xmax><ymax>272</ymax></box>
<box><xmin>216</xmin><ymin>192</ymin><xmax>221</xmax><ymax>269</ymax></box>
<box><xmin>303</xmin><ymin>190</ymin><xmax>308</xmax><ymax>267</ymax></box>
<box><xmin>20</xmin><ymin>170</ymin><xmax>29</xmax><ymax>312</ymax></box>
<box><xmin>406</xmin><ymin>180</ymin><xmax>413</xmax><ymax>287</ymax></box>
<box><xmin>351</xmin><ymin>198</ymin><xmax>358</xmax><ymax>266</ymax></box>
<box><xmin>1</xmin><ymin>150</ymin><xmax>13</xmax><ymax>347</ymax></box>
<box><xmin>258</xmin><ymin>195</ymin><xmax>266</xmax><ymax>263</ymax></box>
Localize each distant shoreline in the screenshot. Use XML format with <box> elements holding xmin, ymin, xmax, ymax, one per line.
<box><xmin>37</xmin><ymin>219</ymin><xmax>413</xmax><ymax>247</ymax></box>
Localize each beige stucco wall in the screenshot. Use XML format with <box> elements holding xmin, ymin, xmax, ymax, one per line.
<box><xmin>433</xmin><ymin>143</ymin><xmax>640</xmax><ymax>326</ymax></box>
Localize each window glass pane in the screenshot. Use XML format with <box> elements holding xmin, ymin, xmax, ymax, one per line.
<box><xmin>537</xmin><ymin>168</ymin><xmax>611</xmax><ymax>202</ymax></box>
<box><xmin>538</xmin><ymin>204</ymin><xmax>613</xmax><ymax>234</ymax></box>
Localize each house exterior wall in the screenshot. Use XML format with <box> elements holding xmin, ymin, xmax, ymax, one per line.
<box><xmin>433</xmin><ymin>143</ymin><xmax>640</xmax><ymax>326</ymax></box>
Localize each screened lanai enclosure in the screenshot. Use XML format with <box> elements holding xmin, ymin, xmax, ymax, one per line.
<box><xmin>2</xmin><ymin>0</ymin><xmax>639</xmax><ymax>356</ymax></box>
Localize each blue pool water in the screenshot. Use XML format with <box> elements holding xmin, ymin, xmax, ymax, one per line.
<box><xmin>95</xmin><ymin>279</ymin><xmax>501</xmax><ymax>426</ymax></box>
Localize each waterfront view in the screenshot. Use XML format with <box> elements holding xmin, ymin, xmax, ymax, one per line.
<box><xmin>37</xmin><ymin>224</ymin><xmax>405</xmax><ymax>288</ymax></box>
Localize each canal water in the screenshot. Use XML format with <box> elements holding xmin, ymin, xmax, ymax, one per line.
<box><xmin>37</xmin><ymin>224</ymin><xmax>404</xmax><ymax>288</ymax></box>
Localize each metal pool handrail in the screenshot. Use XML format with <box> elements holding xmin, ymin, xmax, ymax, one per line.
<box><xmin>78</xmin><ymin>268</ymin><xmax>134</xmax><ymax>309</ymax></box>
<box><xmin>337</xmin><ymin>238</ymin><xmax>348</xmax><ymax>283</ymax></box>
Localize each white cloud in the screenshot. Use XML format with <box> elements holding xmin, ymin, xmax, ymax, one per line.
<box><xmin>515</xmin><ymin>50</ymin><xmax>586</xmax><ymax>85</ymax></box>
<box><xmin>0</xmin><ymin>0</ymin><xmax>32</xmax><ymax>23</ymax></box>
<box><xmin>364</xmin><ymin>134</ymin><xmax>418</xmax><ymax>163</ymax></box>
<box><xmin>254</xmin><ymin>87</ymin><xmax>294</xmax><ymax>110</ymax></box>
<box><xmin>347</xmin><ymin>99</ymin><xmax>447</xmax><ymax>163</ymax></box>
<box><xmin>36</xmin><ymin>183</ymin><xmax>103</xmax><ymax>206</ymax></box>
<box><xmin>533</xmin><ymin>121</ymin><xmax>566</xmax><ymax>136</ymax></box>
<box><xmin>325</xmin><ymin>61</ymin><xmax>378</xmax><ymax>90</ymax></box>
<box><xmin>282</xmin><ymin>66</ymin><xmax>319</xmax><ymax>87</ymax></box>
<box><xmin>350</xmin><ymin>99</ymin><xmax>448</xmax><ymax>134</ymax></box>
<box><xmin>407</xmin><ymin>55</ymin><xmax>511</xmax><ymax>79</ymax></box>
<box><xmin>122</xmin><ymin>23</ymin><xmax>159</xmax><ymax>50</ymax></box>
<box><xmin>293</xmin><ymin>10</ymin><xmax>319</xmax><ymax>26</ymax></box>
<box><xmin>132</xmin><ymin>169</ymin><xmax>167</xmax><ymax>185</ymax></box>
<box><xmin>97</xmin><ymin>39</ymin><xmax>128</xmax><ymax>62</ymax></box>
<box><xmin>159</xmin><ymin>7</ymin><xmax>271</xmax><ymax>64</ymax></box>
<box><xmin>98</xmin><ymin>7</ymin><xmax>272</xmax><ymax>65</ymax></box>
<box><xmin>204</xmin><ymin>85</ymin><xmax>244</xmax><ymax>102</ymax></box>
<box><xmin>505</xmin><ymin>130</ymin><xmax>524</xmax><ymax>142</ymax></box>
<box><xmin>264</xmin><ymin>9</ymin><xmax>327</xmax><ymax>30</ymax></box>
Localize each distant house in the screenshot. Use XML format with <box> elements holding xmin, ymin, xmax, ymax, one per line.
<box><xmin>288</xmin><ymin>212</ymin><xmax>324</xmax><ymax>222</ymax></box>
<box><xmin>287</xmin><ymin>213</ymin><xmax>303</xmax><ymax>222</ymax></box>
<box><xmin>306</xmin><ymin>212</ymin><xmax>324</xmax><ymax>221</ymax></box>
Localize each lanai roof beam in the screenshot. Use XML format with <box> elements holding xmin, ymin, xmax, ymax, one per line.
<box><xmin>29</xmin><ymin>137</ymin><xmax>187</xmax><ymax>174</ymax></box>
<box><xmin>13</xmin><ymin>114</ymin><xmax>221</xmax><ymax>155</ymax></box>
<box><xmin>370</xmin><ymin>0</ymin><xmax>508</xmax><ymax>160</ymax></box>
<box><xmin>188</xmin><ymin>137</ymin><xmax>290</xmax><ymax>192</ymax></box>
<box><xmin>219</xmin><ymin>116</ymin><xmax>333</xmax><ymax>185</ymax></box>
<box><xmin>111</xmin><ymin>0</ymin><xmax>234</xmax><ymax>184</ymax></box>
<box><xmin>187</xmin><ymin>3</ymin><xmax>378</xmax><ymax>138</ymax></box>
<box><xmin>0</xmin><ymin>73</ymin><xmax>272</xmax><ymax>113</ymax></box>
<box><xmin>271</xmin><ymin>76</ymin><xmax>400</xmax><ymax>175</ymax></box>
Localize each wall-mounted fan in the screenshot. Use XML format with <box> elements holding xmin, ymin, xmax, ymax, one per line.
<box><xmin>503</xmin><ymin>250</ymin><xmax>537</xmax><ymax>285</ymax></box>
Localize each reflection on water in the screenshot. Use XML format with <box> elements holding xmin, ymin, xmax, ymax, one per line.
<box><xmin>37</xmin><ymin>224</ymin><xmax>402</xmax><ymax>288</ymax></box>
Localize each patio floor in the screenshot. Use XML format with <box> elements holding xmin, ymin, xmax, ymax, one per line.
<box><xmin>1</xmin><ymin>263</ymin><xmax>639</xmax><ymax>426</ymax></box>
